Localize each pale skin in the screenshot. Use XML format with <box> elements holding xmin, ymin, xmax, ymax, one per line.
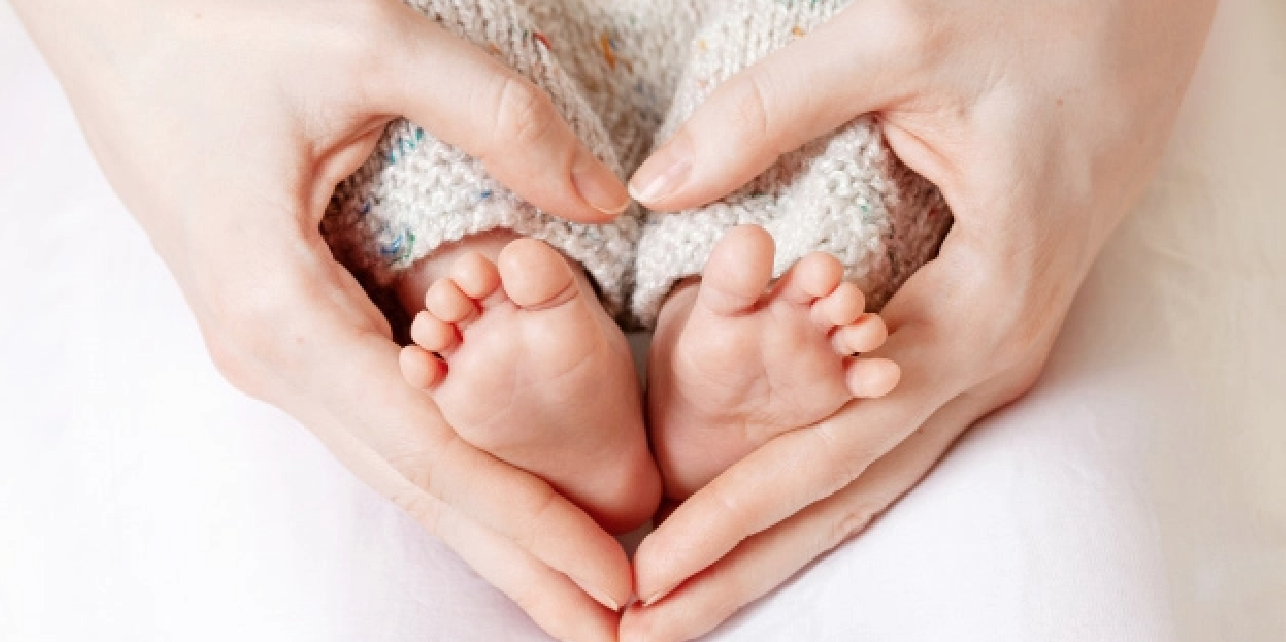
<box><xmin>619</xmin><ymin>0</ymin><xmax>1218</xmax><ymax>640</ymax></box>
<box><xmin>10</xmin><ymin>0</ymin><xmax>640</xmax><ymax>639</ymax></box>
<box><xmin>393</xmin><ymin>224</ymin><xmax>899</xmax><ymax>529</ymax></box>
<box><xmin>9</xmin><ymin>0</ymin><xmax>1218</xmax><ymax>641</ymax></box>
<box><xmin>393</xmin><ymin>230</ymin><xmax>664</xmax><ymax>535</ymax></box>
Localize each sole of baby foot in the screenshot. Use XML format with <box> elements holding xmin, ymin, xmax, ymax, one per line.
<box><xmin>398</xmin><ymin>236</ymin><xmax>661</xmax><ymax>534</ymax></box>
<box><xmin>647</xmin><ymin>224</ymin><xmax>900</xmax><ymax>501</ymax></box>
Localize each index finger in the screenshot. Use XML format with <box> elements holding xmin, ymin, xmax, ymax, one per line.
<box><xmin>628</xmin><ymin>2</ymin><xmax>915</xmax><ymax>211</ymax></box>
<box><xmin>204</xmin><ymin>231</ymin><xmax>634</xmax><ymax>611</ymax></box>
<box><xmin>367</xmin><ymin>0</ymin><xmax>630</xmax><ymax>221</ymax></box>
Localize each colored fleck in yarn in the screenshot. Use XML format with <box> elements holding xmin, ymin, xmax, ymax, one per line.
<box><xmin>322</xmin><ymin>0</ymin><xmax>951</xmax><ymax>327</ymax></box>
<box><xmin>630</xmin><ymin>0</ymin><xmax>952</xmax><ymax>326</ymax></box>
<box><xmin>323</xmin><ymin>0</ymin><xmax>643</xmax><ymax>317</ymax></box>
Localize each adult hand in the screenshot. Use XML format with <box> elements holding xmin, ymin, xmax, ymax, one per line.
<box><xmin>11</xmin><ymin>0</ymin><xmax>633</xmax><ymax>640</ymax></box>
<box><xmin>621</xmin><ymin>0</ymin><xmax>1217</xmax><ymax>639</ymax></box>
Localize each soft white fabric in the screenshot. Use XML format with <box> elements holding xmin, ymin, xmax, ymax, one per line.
<box><xmin>1</xmin><ymin>0</ymin><xmax>1283</xmax><ymax>640</ymax></box>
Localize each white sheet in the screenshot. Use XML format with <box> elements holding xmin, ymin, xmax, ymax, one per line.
<box><xmin>1</xmin><ymin>0</ymin><xmax>1283</xmax><ymax>639</ymax></box>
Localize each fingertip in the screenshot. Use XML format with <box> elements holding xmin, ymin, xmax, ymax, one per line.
<box><xmin>629</xmin><ymin>536</ymin><xmax>660</xmax><ymax>603</ymax></box>
<box><xmin>618</xmin><ymin>603</ymin><xmax>659</xmax><ymax>642</ymax></box>
<box><xmin>831</xmin><ymin>314</ymin><xmax>889</xmax><ymax>355</ymax></box>
<box><xmin>572</xmin><ymin>156</ymin><xmax>632</xmax><ymax>217</ymax></box>
<box><xmin>628</xmin><ymin>133</ymin><xmax>694</xmax><ymax>208</ymax></box>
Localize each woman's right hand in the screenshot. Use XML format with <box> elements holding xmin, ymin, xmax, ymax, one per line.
<box><xmin>10</xmin><ymin>1</ymin><xmax>632</xmax><ymax>640</ymax></box>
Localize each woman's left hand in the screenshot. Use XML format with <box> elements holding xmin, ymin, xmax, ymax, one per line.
<box><xmin>620</xmin><ymin>0</ymin><xmax>1217</xmax><ymax>640</ymax></box>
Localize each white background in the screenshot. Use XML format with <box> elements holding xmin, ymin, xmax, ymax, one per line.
<box><xmin>1</xmin><ymin>0</ymin><xmax>1283</xmax><ymax>639</ymax></box>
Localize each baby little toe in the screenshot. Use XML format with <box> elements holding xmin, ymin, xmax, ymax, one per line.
<box><xmin>399</xmin><ymin>345</ymin><xmax>446</xmax><ymax>390</ymax></box>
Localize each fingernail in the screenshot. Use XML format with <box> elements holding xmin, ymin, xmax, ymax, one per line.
<box><xmin>572</xmin><ymin>161</ymin><xmax>631</xmax><ymax>215</ymax></box>
<box><xmin>572</xmin><ymin>577</ymin><xmax>621</xmax><ymax>612</ymax></box>
<box><xmin>640</xmin><ymin>586</ymin><xmax>672</xmax><ymax>607</ymax></box>
<box><xmin>629</xmin><ymin>137</ymin><xmax>692</xmax><ymax>205</ymax></box>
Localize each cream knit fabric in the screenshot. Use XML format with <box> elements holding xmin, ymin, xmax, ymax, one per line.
<box><xmin>322</xmin><ymin>0</ymin><xmax>645</xmax><ymax>316</ymax></box>
<box><xmin>631</xmin><ymin>0</ymin><xmax>953</xmax><ymax>326</ymax></box>
<box><xmin>322</xmin><ymin>0</ymin><xmax>952</xmax><ymax>327</ymax></box>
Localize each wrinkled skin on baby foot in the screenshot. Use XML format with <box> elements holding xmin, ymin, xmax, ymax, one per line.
<box><xmin>648</xmin><ymin>225</ymin><xmax>898</xmax><ymax>500</ymax></box>
<box><xmin>399</xmin><ymin>234</ymin><xmax>662</xmax><ymax>535</ymax></box>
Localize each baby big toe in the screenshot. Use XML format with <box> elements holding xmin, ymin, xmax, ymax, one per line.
<box><xmin>496</xmin><ymin>239</ymin><xmax>578</xmax><ymax>310</ymax></box>
<box><xmin>699</xmin><ymin>225</ymin><xmax>776</xmax><ymax>316</ymax></box>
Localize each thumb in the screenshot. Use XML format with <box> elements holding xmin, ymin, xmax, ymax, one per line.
<box><xmin>366</xmin><ymin>1</ymin><xmax>629</xmax><ymax>222</ymax></box>
<box><xmin>628</xmin><ymin>3</ymin><xmax>912</xmax><ymax>211</ymax></box>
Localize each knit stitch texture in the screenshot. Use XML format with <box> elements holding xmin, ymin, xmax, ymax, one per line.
<box><xmin>322</xmin><ymin>0</ymin><xmax>952</xmax><ymax>328</ymax></box>
<box><xmin>631</xmin><ymin>0</ymin><xmax>953</xmax><ymax>326</ymax></box>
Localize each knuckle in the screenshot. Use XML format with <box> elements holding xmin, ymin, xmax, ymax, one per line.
<box><xmin>704</xmin><ymin>477</ymin><xmax>749</xmax><ymax>528</ymax></box>
<box><xmin>383</xmin><ymin>429</ymin><xmax>458</xmax><ymax>499</ymax></box>
<box><xmin>721</xmin><ymin>74</ymin><xmax>775</xmax><ymax>149</ymax></box>
<box><xmin>202</xmin><ymin>327</ymin><xmax>257</xmax><ymax>393</ymax></box>
<box><xmin>204</xmin><ymin>329</ymin><xmax>252</xmax><ymax>388</ymax></box>
<box><xmin>510</xmin><ymin>484</ymin><xmax>561</xmax><ymax>551</ymax></box>
<box><xmin>492</xmin><ymin>77</ymin><xmax>559</xmax><ymax>150</ymax></box>
<box><xmin>194</xmin><ymin>276</ymin><xmax>295</xmax><ymax>394</ymax></box>
<box><xmin>199</xmin><ymin>266</ymin><xmax>313</xmax><ymax>367</ymax></box>
<box><xmin>807</xmin><ymin>424</ymin><xmax>871</xmax><ymax>493</ymax></box>
<box><xmin>867</xmin><ymin>0</ymin><xmax>945</xmax><ymax>67</ymax></box>
<box><xmin>824</xmin><ymin>502</ymin><xmax>882</xmax><ymax>552</ymax></box>
<box><xmin>383</xmin><ymin>442</ymin><xmax>438</xmax><ymax>495</ymax></box>
<box><xmin>702</xmin><ymin>563</ymin><xmax>751</xmax><ymax>616</ymax></box>
<box><xmin>210</xmin><ymin>298</ymin><xmax>287</xmax><ymax>362</ymax></box>
<box><xmin>389</xmin><ymin>485</ymin><xmax>444</xmax><ymax>536</ymax></box>
<box><xmin>945</xmin><ymin>247</ymin><xmax>1066</xmax><ymax>384</ymax></box>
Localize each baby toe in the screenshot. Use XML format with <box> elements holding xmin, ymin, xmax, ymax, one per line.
<box><xmin>776</xmin><ymin>251</ymin><xmax>844</xmax><ymax>305</ymax></box>
<box><xmin>449</xmin><ymin>251</ymin><xmax>503</xmax><ymax>306</ymax></box>
<box><xmin>411</xmin><ymin>311</ymin><xmax>460</xmax><ymax>354</ymax></box>
<box><xmin>845</xmin><ymin>357</ymin><xmax>901</xmax><ymax>399</ymax></box>
<box><xmin>425</xmin><ymin>278</ymin><xmax>479</xmax><ymax>325</ymax></box>
<box><xmin>812</xmin><ymin>282</ymin><xmax>866</xmax><ymax>328</ymax></box>
<box><xmin>497</xmin><ymin>239</ymin><xmax>579</xmax><ymax>310</ymax></box>
<box><xmin>831</xmin><ymin>314</ymin><xmax>888</xmax><ymax>355</ymax></box>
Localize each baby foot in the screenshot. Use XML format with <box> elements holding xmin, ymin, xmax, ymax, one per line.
<box><xmin>648</xmin><ymin>225</ymin><xmax>900</xmax><ymax>501</ymax></box>
<box><xmin>398</xmin><ymin>237</ymin><xmax>660</xmax><ymax>533</ymax></box>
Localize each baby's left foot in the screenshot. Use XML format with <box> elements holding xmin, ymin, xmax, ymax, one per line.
<box><xmin>398</xmin><ymin>236</ymin><xmax>660</xmax><ymax>534</ymax></box>
<box><xmin>647</xmin><ymin>225</ymin><xmax>900</xmax><ymax>500</ymax></box>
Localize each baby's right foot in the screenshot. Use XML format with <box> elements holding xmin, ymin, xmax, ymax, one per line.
<box><xmin>647</xmin><ymin>225</ymin><xmax>901</xmax><ymax>501</ymax></box>
<box><xmin>397</xmin><ymin>237</ymin><xmax>661</xmax><ymax>534</ymax></box>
